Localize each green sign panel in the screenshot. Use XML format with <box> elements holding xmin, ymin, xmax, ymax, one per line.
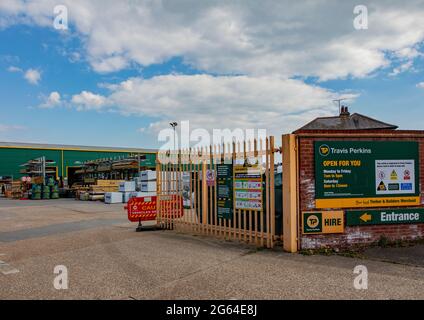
<box><xmin>314</xmin><ymin>141</ymin><xmax>420</xmax><ymax>208</ymax></box>
<box><xmin>346</xmin><ymin>208</ymin><xmax>424</xmax><ymax>226</ymax></box>
<box><xmin>216</xmin><ymin>164</ymin><xmax>233</xmax><ymax>219</ymax></box>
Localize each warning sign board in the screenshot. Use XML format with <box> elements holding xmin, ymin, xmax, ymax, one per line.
<box><xmin>234</xmin><ymin>165</ymin><xmax>263</xmax><ymax>211</ymax></box>
<box><xmin>206</xmin><ymin>169</ymin><xmax>215</xmax><ymax>186</ymax></box>
<box><xmin>302</xmin><ymin>211</ymin><xmax>345</xmax><ymax>234</ymax></box>
<box><xmin>126</xmin><ymin>195</ymin><xmax>184</xmax><ymax>222</ymax></box>
<box><xmin>127</xmin><ymin>196</ymin><xmax>157</xmax><ymax>222</ymax></box>
<box><xmin>375</xmin><ymin>160</ymin><xmax>415</xmax><ymax>195</ymax></box>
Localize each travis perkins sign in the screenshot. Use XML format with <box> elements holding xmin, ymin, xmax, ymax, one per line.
<box><xmin>314</xmin><ymin>141</ymin><xmax>420</xmax><ymax>209</ymax></box>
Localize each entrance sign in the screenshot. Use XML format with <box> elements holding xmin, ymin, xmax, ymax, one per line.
<box><xmin>346</xmin><ymin>208</ymin><xmax>424</xmax><ymax>226</ymax></box>
<box><xmin>234</xmin><ymin>165</ymin><xmax>263</xmax><ymax>211</ymax></box>
<box><xmin>216</xmin><ymin>164</ymin><xmax>233</xmax><ymax>219</ymax></box>
<box><xmin>302</xmin><ymin>211</ymin><xmax>344</xmax><ymax>234</ymax></box>
<box><xmin>314</xmin><ymin>141</ymin><xmax>420</xmax><ymax>208</ymax></box>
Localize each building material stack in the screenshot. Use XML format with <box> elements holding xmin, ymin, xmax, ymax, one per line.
<box><xmin>119</xmin><ymin>181</ymin><xmax>136</xmax><ymax>203</ymax></box>
<box><xmin>139</xmin><ymin>170</ymin><xmax>157</xmax><ymax>194</ymax></box>
<box><xmin>104</xmin><ymin>170</ymin><xmax>157</xmax><ymax>204</ymax></box>
<box><xmin>20</xmin><ymin>158</ymin><xmax>57</xmax><ymax>182</ymax></box>
<box><xmin>75</xmin><ymin>179</ymin><xmax>124</xmax><ymax>201</ymax></box>
<box><xmin>130</xmin><ymin>170</ymin><xmax>157</xmax><ymax>198</ymax></box>
<box><xmin>104</xmin><ymin>192</ymin><xmax>123</xmax><ymax>204</ymax></box>
<box><xmin>88</xmin><ymin>180</ymin><xmax>124</xmax><ymax>201</ymax></box>
<box><xmin>7</xmin><ymin>181</ymin><xmax>23</xmax><ymax>199</ymax></box>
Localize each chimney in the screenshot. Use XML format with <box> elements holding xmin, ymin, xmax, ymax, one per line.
<box><xmin>340</xmin><ymin>105</ymin><xmax>350</xmax><ymax>117</ymax></box>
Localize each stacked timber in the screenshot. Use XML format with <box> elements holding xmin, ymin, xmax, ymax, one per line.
<box><xmin>5</xmin><ymin>181</ymin><xmax>23</xmax><ymax>199</ymax></box>
<box><xmin>111</xmin><ymin>159</ymin><xmax>139</xmax><ymax>170</ymax></box>
<box><xmin>74</xmin><ymin>180</ymin><xmax>124</xmax><ymax>201</ymax></box>
<box><xmin>72</xmin><ymin>183</ymin><xmax>89</xmax><ymax>200</ymax></box>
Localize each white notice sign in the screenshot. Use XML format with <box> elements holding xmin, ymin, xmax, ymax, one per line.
<box><xmin>375</xmin><ymin>160</ymin><xmax>415</xmax><ymax>195</ymax></box>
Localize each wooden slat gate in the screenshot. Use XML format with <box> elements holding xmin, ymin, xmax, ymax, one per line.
<box><xmin>156</xmin><ymin>136</ymin><xmax>277</xmax><ymax>248</ymax></box>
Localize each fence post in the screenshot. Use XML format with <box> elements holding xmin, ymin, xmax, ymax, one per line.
<box><xmin>282</xmin><ymin>134</ymin><xmax>298</xmax><ymax>253</ymax></box>
<box><xmin>202</xmin><ymin>160</ymin><xmax>208</xmax><ymax>226</ymax></box>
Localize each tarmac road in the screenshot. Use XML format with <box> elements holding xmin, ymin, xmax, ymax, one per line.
<box><xmin>0</xmin><ymin>198</ymin><xmax>423</xmax><ymax>299</ymax></box>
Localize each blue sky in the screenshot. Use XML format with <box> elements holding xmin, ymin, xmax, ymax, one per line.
<box><xmin>1</xmin><ymin>1</ymin><xmax>424</xmax><ymax>149</ymax></box>
<box><xmin>0</xmin><ymin>25</ymin><xmax>198</xmax><ymax>147</ymax></box>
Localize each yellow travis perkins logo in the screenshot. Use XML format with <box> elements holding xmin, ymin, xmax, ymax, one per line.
<box><xmin>306</xmin><ymin>215</ymin><xmax>320</xmax><ymax>229</ymax></box>
<box><xmin>319</xmin><ymin>144</ymin><xmax>330</xmax><ymax>157</ymax></box>
<box><xmin>360</xmin><ymin>213</ymin><xmax>372</xmax><ymax>222</ymax></box>
<box><xmin>303</xmin><ymin>211</ymin><xmax>344</xmax><ymax>234</ymax></box>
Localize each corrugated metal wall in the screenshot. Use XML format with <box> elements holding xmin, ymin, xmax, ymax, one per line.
<box><xmin>0</xmin><ymin>147</ymin><xmax>157</xmax><ymax>178</ymax></box>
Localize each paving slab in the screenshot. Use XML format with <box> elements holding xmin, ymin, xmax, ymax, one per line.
<box><xmin>362</xmin><ymin>245</ymin><xmax>424</xmax><ymax>267</ymax></box>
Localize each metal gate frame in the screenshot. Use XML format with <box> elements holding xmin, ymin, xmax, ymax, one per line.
<box><xmin>156</xmin><ymin>137</ymin><xmax>277</xmax><ymax>248</ymax></box>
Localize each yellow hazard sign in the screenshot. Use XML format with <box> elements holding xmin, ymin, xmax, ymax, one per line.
<box><xmin>377</xmin><ymin>181</ymin><xmax>387</xmax><ymax>191</ymax></box>
<box><xmin>390</xmin><ymin>170</ymin><xmax>398</xmax><ymax>180</ymax></box>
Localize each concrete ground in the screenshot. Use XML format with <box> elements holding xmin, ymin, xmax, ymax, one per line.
<box><xmin>0</xmin><ymin>198</ymin><xmax>423</xmax><ymax>300</ymax></box>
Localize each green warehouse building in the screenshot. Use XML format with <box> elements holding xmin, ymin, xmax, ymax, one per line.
<box><xmin>0</xmin><ymin>141</ymin><xmax>157</xmax><ymax>185</ymax></box>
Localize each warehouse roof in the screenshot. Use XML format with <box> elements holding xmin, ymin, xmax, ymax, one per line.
<box><xmin>0</xmin><ymin>141</ymin><xmax>157</xmax><ymax>153</ymax></box>
<box><xmin>294</xmin><ymin>106</ymin><xmax>398</xmax><ymax>132</ymax></box>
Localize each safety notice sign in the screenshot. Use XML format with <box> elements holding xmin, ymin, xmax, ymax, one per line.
<box><xmin>234</xmin><ymin>165</ymin><xmax>263</xmax><ymax>211</ymax></box>
<box><xmin>375</xmin><ymin>160</ymin><xmax>415</xmax><ymax>195</ymax></box>
<box><xmin>217</xmin><ymin>164</ymin><xmax>233</xmax><ymax>219</ymax></box>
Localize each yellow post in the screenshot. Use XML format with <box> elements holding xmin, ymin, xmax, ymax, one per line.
<box><xmin>61</xmin><ymin>149</ymin><xmax>64</xmax><ymax>179</ymax></box>
<box><xmin>282</xmin><ymin>134</ymin><xmax>298</xmax><ymax>253</ymax></box>
<box><xmin>202</xmin><ymin>161</ymin><xmax>208</xmax><ymax>225</ymax></box>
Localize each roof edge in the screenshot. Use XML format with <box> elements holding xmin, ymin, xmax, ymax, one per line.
<box><xmin>0</xmin><ymin>141</ymin><xmax>157</xmax><ymax>153</ymax></box>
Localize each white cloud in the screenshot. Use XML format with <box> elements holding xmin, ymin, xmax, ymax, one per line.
<box><xmin>7</xmin><ymin>66</ymin><xmax>43</xmax><ymax>84</ymax></box>
<box><xmin>68</xmin><ymin>74</ymin><xmax>358</xmax><ymax>135</ymax></box>
<box><xmin>7</xmin><ymin>65</ymin><xmax>22</xmax><ymax>72</ymax></box>
<box><xmin>24</xmin><ymin>68</ymin><xmax>41</xmax><ymax>85</ymax></box>
<box><xmin>71</xmin><ymin>90</ymin><xmax>107</xmax><ymax>110</ymax></box>
<box><xmin>417</xmin><ymin>82</ymin><xmax>424</xmax><ymax>89</ymax></box>
<box><xmin>1</xmin><ymin>1</ymin><xmax>424</xmax><ymax>80</ymax></box>
<box><xmin>0</xmin><ymin>124</ymin><xmax>26</xmax><ymax>132</ymax></box>
<box><xmin>389</xmin><ymin>61</ymin><xmax>414</xmax><ymax>76</ymax></box>
<box><xmin>40</xmin><ymin>91</ymin><xmax>61</xmax><ymax>109</ymax></box>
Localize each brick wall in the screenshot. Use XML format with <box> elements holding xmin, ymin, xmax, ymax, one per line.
<box><xmin>297</xmin><ymin>131</ymin><xmax>424</xmax><ymax>249</ymax></box>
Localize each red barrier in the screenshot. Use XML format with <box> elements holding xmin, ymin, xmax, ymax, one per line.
<box><xmin>125</xmin><ymin>195</ymin><xmax>184</xmax><ymax>222</ymax></box>
<box><xmin>126</xmin><ymin>196</ymin><xmax>157</xmax><ymax>222</ymax></box>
